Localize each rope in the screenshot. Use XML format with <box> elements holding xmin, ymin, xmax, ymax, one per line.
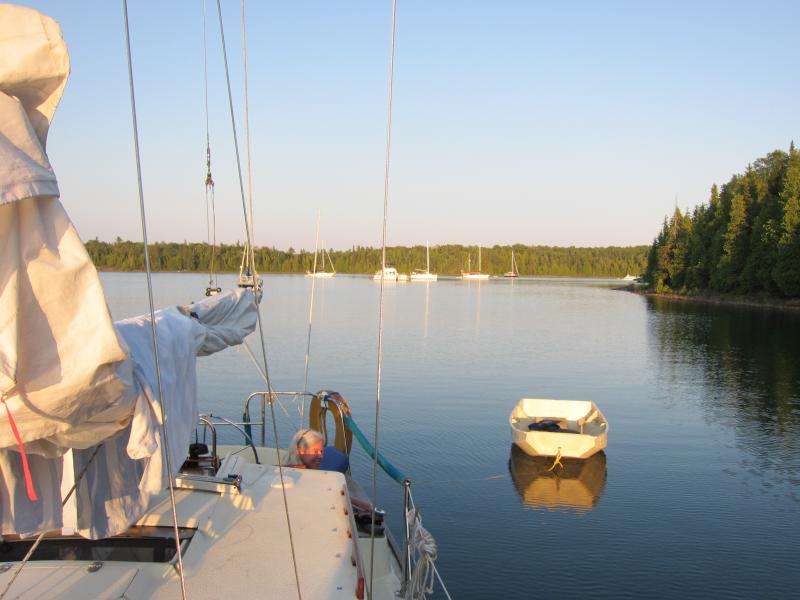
<box><xmin>369</xmin><ymin>1</ymin><xmax>398</xmax><ymax>596</ymax></box>
<box><xmin>345</xmin><ymin>414</ymin><xmax>407</xmax><ymax>484</ymax></box>
<box><xmin>241</xmin><ymin>341</ymin><xmax>296</xmax><ymax>424</ymax></box>
<box><xmin>202</xmin><ymin>0</ymin><xmax>218</xmax><ymax>288</ymax></box>
<box><xmin>0</xmin><ymin>391</ymin><xmax>38</xmax><ymax>502</ymax></box>
<box><xmin>547</xmin><ymin>447</ymin><xmax>564</xmax><ymax>472</ymax></box>
<box><xmin>206</xmin><ymin>181</ymin><xmax>218</xmax><ymax>288</ymax></box>
<box><xmin>301</xmin><ymin>211</ymin><xmax>321</xmax><ymax>426</ymax></box>
<box><xmin>215</xmin><ymin>3</ymin><xmax>302</xmax><ymax>598</ymax></box>
<box><xmin>235</xmin><ymin>0</ymin><xmax>258</xmax><ymax>291</ymax></box>
<box><xmin>406</xmin><ymin>489</ymin><xmax>452</xmax><ymax>600</ymax></box>
<box><xmin>405</xmin><ymin>509</ymin><xmax>437</xmax><ymax>600</ymax></box>
<box><xmin>242</xmin><ymin>0</ymin><xmax>255</xmax><ymax>245</ymax></box>
<box><xmin>430</xmin><ymin>563</ymin><xmax>454</xmax><ymax>600</ymax></box>
<box><xmin>121</xmin><ymin>3</ymin><xmax>187</xmax><ymax>597</ymax></box>
<box><xmin>0</xmin><ymin>445</ymin><xmax>102</xmax><ymax>599</ymax></box>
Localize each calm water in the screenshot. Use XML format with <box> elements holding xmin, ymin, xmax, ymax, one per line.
<box><xmin>100</xmin><ymin>272</ymin><xmax>800</xmax><ymax>600</ymax></box>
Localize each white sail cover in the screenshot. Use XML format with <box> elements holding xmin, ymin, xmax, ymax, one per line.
<box><xmin>0</xmin><ymin>5</ymin><xmax>258</xmax><ymax>538</ymax></box>
<box><xmin>0</xmin><ymin>3</ymin><xmax>134</xmax><ymax>454</ymax></box>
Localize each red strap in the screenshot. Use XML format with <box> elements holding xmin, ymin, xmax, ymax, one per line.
<box><xmin>1</xmin><ymin>394</ymin><xmax>39</xmax><ymax>502</ymax></box>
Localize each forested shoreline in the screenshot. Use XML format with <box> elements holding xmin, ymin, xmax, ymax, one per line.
<box><xmin>645</xmin><ymin>144</ymin><xmax>800</xmax><ymax>299</ymax></box>
<box><xmin>85</xmin><ymin>239</ymin><xmax>647</xmax><ymax>278</ymax></box>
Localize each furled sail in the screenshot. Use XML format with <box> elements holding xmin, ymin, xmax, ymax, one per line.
<box><xmin>0</xmin><ymin>3</ymin><xmax>133</xmax><ymax>455</ymax></box>
<box><xmin>0</xmin><ymin>5</ymin><xmax>258</xmax><ymax>539</ymax></box>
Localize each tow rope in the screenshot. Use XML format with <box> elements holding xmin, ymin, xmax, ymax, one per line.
<box><xmin>546</xmin><ymin>447</ymin><xmax>564</xmax><ymax>472</ymax></box>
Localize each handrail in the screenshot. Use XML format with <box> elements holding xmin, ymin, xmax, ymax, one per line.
<box><xmin>202</xmin><ymin>414</ymin><xmax>260</xmax><ymax>464</ymax></box>
<box><xmin>198</xmin><ymin>415</ymin><xmax>217</xmax><ymax>463</ymax></box>
<box><xmin>243</xmin><ymin>391</ymin><xmax>316</xmax><ymax>445</ymax></box>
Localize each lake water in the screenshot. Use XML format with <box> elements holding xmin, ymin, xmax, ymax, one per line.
<box><xmin>100</xmin><ymin>272</ymin><xmax>800</xmax><ymax>600</ymax></box>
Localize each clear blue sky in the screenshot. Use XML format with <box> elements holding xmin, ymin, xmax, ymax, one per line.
<box><xmin>22</xmin><ymin>0</ymin><xmax>800</xmax><ymax>249</ymax></box>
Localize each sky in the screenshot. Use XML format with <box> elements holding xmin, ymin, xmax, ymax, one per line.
<box><xmin>21</xmin><ymin>0</ymin><xmax>800</xmax><ymax>250</ymax></box>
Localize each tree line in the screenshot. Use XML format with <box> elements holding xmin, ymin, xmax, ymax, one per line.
<box><xmin>85</xmin><ymin>238</ymin><xmax>647</xmax><ymax>278</ymax></box>
<box><xmin>644</xmin><ymin>144</ymin><xmax>800</xmax><ymax>297</ymax></box>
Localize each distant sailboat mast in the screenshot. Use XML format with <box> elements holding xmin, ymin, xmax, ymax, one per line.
<box><xmin>426</xmin><ymin>240</ymin><xmax>430</xmax><ymax>273</ymax></box>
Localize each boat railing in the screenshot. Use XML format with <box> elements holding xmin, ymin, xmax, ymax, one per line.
<box><xmin>197</xmin><ymin>413</ymin><xmax>261</xmax><ymax>464</ymax></box>
<box><xmin>237</xmin><ymin>389</ymin><xmax>451</xmax><ymax>599</ymax></box>
<box><xmin>242</xmin><ymin>391</ymin><xmax>317</xmax><ymax>445</ymax></box>
<box><xmin>400</xmin><ymin>481</ymin><xmax>452</xmax><ymax>599</ymax></box>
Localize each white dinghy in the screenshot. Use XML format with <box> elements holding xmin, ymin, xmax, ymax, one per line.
<box><xmin>509</xmin><ymin>398</ymin><xmax>608</xmax><ymax>459</ymax></box>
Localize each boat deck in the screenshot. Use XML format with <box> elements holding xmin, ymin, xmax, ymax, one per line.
<box><xmin>1</xmin><ymin>448</ymin><xmax>401</xmax><ymax>599</ymax></box>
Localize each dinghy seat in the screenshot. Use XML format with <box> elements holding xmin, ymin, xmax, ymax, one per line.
<box><xmin>528</xmin><ymin>420</ymin><xmax>561</xmax><ymax>432</ymax></box>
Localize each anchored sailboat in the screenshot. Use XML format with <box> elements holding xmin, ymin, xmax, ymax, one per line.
<box><xmin>410</xmin><ymin>240</ymin><xmax>438</xmax><ymax>281</ymax></box>
<box><xmin>461</xmin><ymin>245</ymin><xmax>490</xmax><ymax>280</ymax></box>
<box><xmin>503</xmin><ymin>249</ymin><xmax>520</xmax><ymax>278</ymax></box>
<box><xmin>306</xmin><ymin>243</ymin><xmax>337</xmax><ymax>278</ymax></box>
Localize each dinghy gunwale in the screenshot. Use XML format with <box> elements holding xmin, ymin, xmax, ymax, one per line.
<box><xmin>509</xmin><ymin>398</ymin><xmax>609</xmax><ymax>459</ymax></box>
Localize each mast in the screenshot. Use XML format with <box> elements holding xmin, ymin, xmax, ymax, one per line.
<box><xmin>327</xmin><ymin>247</ymin><xmax>336</xmax><ymax>273</ymax></box>
<box><xmin>478</xmin><ymin>245</ymin><xmax>482</xmax><ymax>272</ymax></box>
<box><xmin>426</xmin><ymin>240</ymin><xmax>430</xmax><ymax>273</ymax></box>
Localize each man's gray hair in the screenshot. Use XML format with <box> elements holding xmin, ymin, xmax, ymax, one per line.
<box><xmin>285</xmin><ymin>428</ymin><xmax>324</xmax><ymax>465</ymax></box>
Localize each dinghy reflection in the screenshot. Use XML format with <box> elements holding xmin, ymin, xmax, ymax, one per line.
<box><xmin>508</xmin><ymin>445</ymin><xmax>607</xmax><ymax>511</ymax></box>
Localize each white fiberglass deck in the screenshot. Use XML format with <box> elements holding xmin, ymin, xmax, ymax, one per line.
<box><xmin>0</xmin><ymin>452</ymin><xmax>400</xmax><ymax>599</ymax></box>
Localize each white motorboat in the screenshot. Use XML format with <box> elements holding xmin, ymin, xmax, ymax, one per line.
<box><xmin>411</xmin><ymin>241</ymin><xmax>438</xmax><ymax>281</ymax></box>
<box><xmin>373</xmin><ymin>267</ymin><xmax>399</xmax><ymax>281</ymax></box>
<box><xmin>0</xmin><ymin>6</ymin><xmax>447</xmax><ymax>599</ymax></box>
<box><xmin>509</xmin><ymin>398</ymin><xmax>609</xmax><ymax>459</ymax></box>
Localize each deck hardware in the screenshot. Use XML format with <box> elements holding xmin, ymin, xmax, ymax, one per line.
<box><xmin>0</xmin><ymin>563</ymin><xmax>11</xmax><ymax>574</ymax></box>
<box><xmin>87</xmin><ymin>561</ymin><xmax>103</xmax><ymax>573</ymax></box>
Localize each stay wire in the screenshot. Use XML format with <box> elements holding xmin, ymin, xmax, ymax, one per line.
<box><xmin>301</xmin><ymin>210</ymin><xmax>321</xmax><ymax>425</ymax></box>
<box><xmin>203</xmin><ymin>0</ymin><xmax>217</xmax><ymax>287</ymax></box>
<box><xmin>370</xmin><ymin>0</ymin><xmax>398</xmax><ymax>597</ymax></box>
<box><xmin>242</xmin><ymin>0</ymin><xmax>255</xmax><ymax>245</ymax></box>
<box><xmin>215</xmin><ymin>2</ymin><xmax>302</xmax><ymax>598</ymax></box>
<box><xmin>121</xmin><ymin>2</ymin><xmax>187</xmax><ymax>598</ymax></box>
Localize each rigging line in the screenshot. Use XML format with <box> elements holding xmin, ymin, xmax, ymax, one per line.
<box><xmin>210</xmin><ymin>184</ymin><xmax>218</xmax><ymax>286</ymax></box>
<box><xmin>121</xmin><ymin>2</ymin><xmax>187</xmax><ymax>598</ymax></box>
<box><xmin>241</xmin><ymin>340</ymin><xmax>295</xmax><ymax>424</ymax></box>
<box><xmin>301</xmin><ymin>211</ymin><xmax>321</xmax><ymax>426</ymax></box>
<box><xmin>370</xmin><ymin>0</ymin><xmax>398</xmax><ymax>597</ymax></box>
<box><xmin>242</xmin><ymin>0</ymin><xmax>255</xmax><ymax>246</ymax></box>
<box><xmin>406</xmin><ymin>488</ymin><xmax>452</xmax><ymax>600</ymax></box>
<box><xmin>205</xmin><ymin>9</ymin><xmax>218</xmax><ymax>285</ymax></box>
<box><xmin>215</xmin><ymin>3</ymin><xmax>302</xmax><ymax>599</ymax></box>
<box><xmin>203</xmin><ymin>0</ymin><xmax>218</xmax><ymax>288</ymax></box>
<box><xmin>0</xmin><ymin>445</ymin><xmax>103</xmax><ymax>600</ymax></box>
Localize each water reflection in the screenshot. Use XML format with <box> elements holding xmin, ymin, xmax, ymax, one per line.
<box><xmin>508</xmin><ymin>445</ymin><xmax>607</xmax><ymax>511</ymax></box>
<box><xmin>647</xmin><ymin>297</ymin><xmax>800</xmax><ymax>500</ymax></box>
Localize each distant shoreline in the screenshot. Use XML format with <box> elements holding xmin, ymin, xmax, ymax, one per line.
<box><xmin>620</xmin><ymin>285</ymin><xmax>800</xmax><ymax>312</ymax></box>
<box><xmin>97</xmin><ymin>269</ymin><xmax>631</xmax><ymax>280</ymax></box>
